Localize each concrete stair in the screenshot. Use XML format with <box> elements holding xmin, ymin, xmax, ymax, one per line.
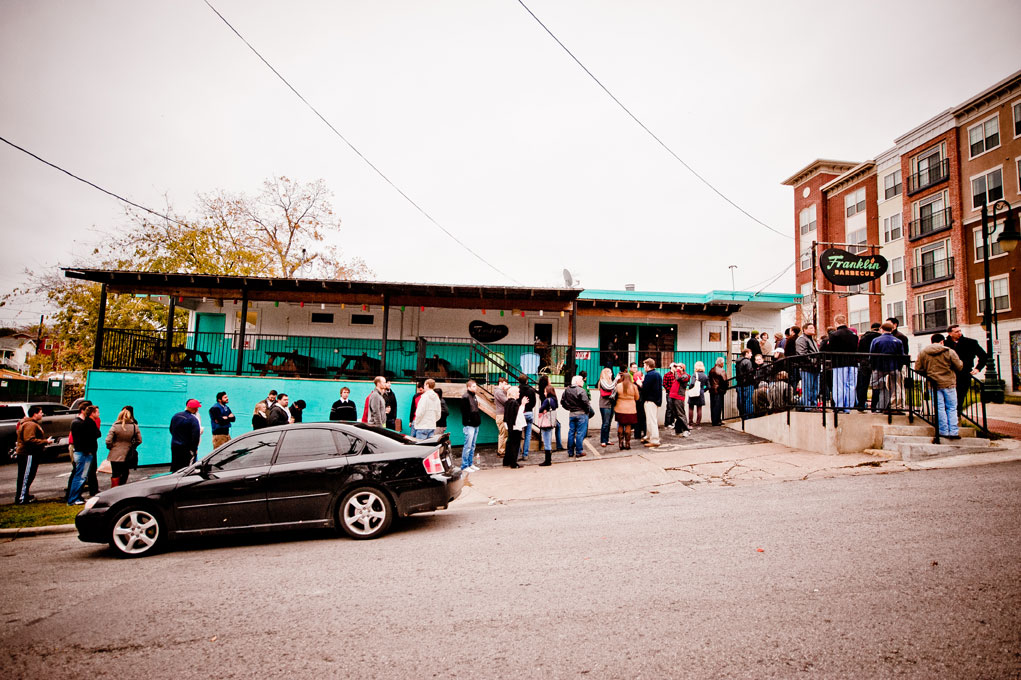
<box><xmin>874</xmin><ymin>422</ymin><xmax>996</xmax><ymax>461</ymax></box>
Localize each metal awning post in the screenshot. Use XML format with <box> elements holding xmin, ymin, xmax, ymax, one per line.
<box><xmin>92</xmin><ymin>283</ymin><xmax>108</xmax><ymax>370</ymax></box>
<box><xmin>235</xmin><ymin>288</ymin><xmax>249</xmax><ymax>376</ymax></box>
<box><xmin>162</xmin><ymin>295</ymin><xmax>177</xmax><ymax>371</ymax></box>
<box><xmin>380</xmin><ymin>293</ymin><xmax>390</xmax><ymax>376</ymax></box>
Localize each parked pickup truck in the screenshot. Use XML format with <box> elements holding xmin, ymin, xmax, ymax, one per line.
<box><xmin>1</xmin><ymin>402</ymin><xmax>77</xmax><ymax>462</ymax></box>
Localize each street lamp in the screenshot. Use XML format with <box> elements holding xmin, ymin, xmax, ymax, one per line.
<box><xmin>976</xmin><ymin>199</ymin><xmax>1019</xmax><ymax>403</ymax></box>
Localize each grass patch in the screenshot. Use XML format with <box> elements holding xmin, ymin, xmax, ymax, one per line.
<box><xmin>0</xmin><ymin>501</ymin><xmax>81</xmax><ymax>529</ymax></box>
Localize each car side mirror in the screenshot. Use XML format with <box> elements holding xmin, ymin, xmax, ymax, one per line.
<box><xmin>195</xmin><ymin>459</ymin><xmax>213</xmax><ymax>477</ymax></box>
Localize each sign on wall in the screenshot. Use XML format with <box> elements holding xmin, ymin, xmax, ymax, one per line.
<box><xmin>469</xmin><ymin>321</ymin><xmax>509</xmax><ymax>343</ymax></box>
<box><xmin>818</xmin><ymin>248</ymin><xmax>888</xmax><ymax>286</ymax></box>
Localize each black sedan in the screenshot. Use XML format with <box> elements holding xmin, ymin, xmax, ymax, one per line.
<box><xmin>76</xmin><ymin>422</ymin><xmax>464</xmax><ymax>557</ymax></box>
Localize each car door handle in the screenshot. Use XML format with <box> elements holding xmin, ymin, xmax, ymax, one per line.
<box><xmin>244</xmin><ymin>475</ymin><xmax>263</xmax><ymax>483</ymax></box>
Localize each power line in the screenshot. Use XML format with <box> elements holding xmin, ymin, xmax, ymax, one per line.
<box><xmin>0</xmin><ymin>135</ymin><xmax>190</xmax><ymax>228</ymax></box>
<box><xmin>752</xmin><ymin>261</ymin><xmax>796</xmax><ymax>297</ymax></box>
<box><xmin>203</xmin><ymin>0</ymin><xmax>519</xmax><ymax>283</ymax></box>
<box><xmin>515</xmin><ymin>0</ymin><xmax>793</xmax><ymax>241</ymax></box>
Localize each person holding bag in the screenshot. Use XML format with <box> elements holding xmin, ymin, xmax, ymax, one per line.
<box><xmin>503</xmin><ymin>387</ymin><xmax>523</xmax><ymax>469</ymax></box>
<box><xmin>105</xmin><ymin>406</ymin><xmax>142</xmax><ymax>487</ymax></box>
<box><xmin>597</xmin><ymin>367</ymin><xmax>617</xmax><ymax>448</ymax></box>
<box><xmin>687</xmin><ymin>361</ymin><xmax>710</xmax><ymax>426</ymax></box>
<box><xmin>536</xmin><ymin>384</ymin><xmax>559</xmax><ymax>467</ymax></box>
<box><xmin>612</xmin><ymin>372</ymin><xmax>641</xmax><ymax>449</ymax></box>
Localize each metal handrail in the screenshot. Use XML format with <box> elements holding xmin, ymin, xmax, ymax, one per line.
<box><xmin>907</xmin><ymin>158</ymin><xmax>950</xmax><ymax>195</ymax></box>
<box><xmin>909</xmin><ymin>256</ymin><xmax>954</xmax><ymax>286</ymax></box>
<box><xmin>907</xmin><ymin>207</ymin><xmax>953</xmax><ymax>241</ymax></box>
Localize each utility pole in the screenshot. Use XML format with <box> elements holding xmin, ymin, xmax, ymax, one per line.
<box><xmin>728</xmin><ymin>265</ymin><xmax>737</xmax><ymax>296</ymax></box>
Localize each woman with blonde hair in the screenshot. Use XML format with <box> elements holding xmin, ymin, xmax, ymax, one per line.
<box><xmin>105</xmin><ymin>407</ymin><xmax>141</xmax><ymax>487</ymax></box>
<box><xmin>597</xmin><ymin>367</ymin><xmax>616</xmax><ymax>448</ymax></box>
<box><xmin>688</xmin><ymin>361</ymin><xmax>710</xmax><ymax>426</ymax></box>
<box><xmin>612</xmin><ymin>371</ymin><xmax>640</xmax><ymax>449</ymax></box>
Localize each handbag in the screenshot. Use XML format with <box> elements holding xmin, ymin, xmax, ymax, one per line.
<box><xmin>686</xmin><ymin>376</ymin><xmax>702</xmax><ymax>399</ymax></box>
<box><xmin>513</xmin><ymin>404</ymin><xmax>527</xmax><ymax>431</ymax></box>
<box><xmin>98</xmin><ymin>458</ymin><xmax>113</xmax><ymax>474</ymax></box>
<box><xmin>536</xmin><ymin>410</ymin><xmax>556</xmax><ymax>429</ymax></box>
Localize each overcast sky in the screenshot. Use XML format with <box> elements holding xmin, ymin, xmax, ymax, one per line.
<box><xmin>2</xmin><ymin>0</ymin><xmax>1020</xmax><ymax>325</ymax></box>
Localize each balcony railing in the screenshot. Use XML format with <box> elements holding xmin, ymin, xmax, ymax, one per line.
<box><xmin>909</xmin><ymin>257</ymin><xmax>954</xmax><ymax>286</ymax></box>
<box><xmin>912</xmin><ymin>307</ymin><xmax>957</xmax><ymax>334</ymax></box>
<box><xmin>907</xmin><ymin>158</ymin><xmax>950</xmax><ymax>195</ymax></box>
<box><xmin>908</xmin><ymin>207</ymin><xmax>953</xmax><ymax>241</ymax></box>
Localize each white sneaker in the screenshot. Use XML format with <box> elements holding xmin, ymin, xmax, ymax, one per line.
<box><xmin>682</xmin><ymin>431</ymin><xmax>690</xmax><ymax>438</ymax></box>
<box><xmin>468</xmin><ymin>465</ymin><xmax>479</xmax><ymax>472</ymax></box>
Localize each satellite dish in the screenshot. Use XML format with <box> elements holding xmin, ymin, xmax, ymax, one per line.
<box><xmin>562</xmin><ymin>269</ymin><xmax>574</xmax><ymax>287</ymax></box>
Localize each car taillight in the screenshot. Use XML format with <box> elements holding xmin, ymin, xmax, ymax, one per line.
<box><xmin>423</xmin><ymin>450</ymin><xmax>444</xmax><ymax>474</ymax></box>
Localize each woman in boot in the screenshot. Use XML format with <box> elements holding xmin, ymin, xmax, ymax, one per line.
<box><xmin>105</xmin><ymin>407</ymin><xmax>141</xmax><ymax>487</ymax></box>
<box><xmin>612</xmin><ymin>372</ymin><xmax>640</xmax><ymax>449</ymax></box>
<box><xmin>537</xmin><ymin>384</ymin><xmax>558</xmax><ymax>466</ymax></box>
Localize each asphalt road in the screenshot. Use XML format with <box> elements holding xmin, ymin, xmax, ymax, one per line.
<box><xmin>2</xmin><ymin>462</ymin><xmax>1020</xmax><ymax>679</ymax></box>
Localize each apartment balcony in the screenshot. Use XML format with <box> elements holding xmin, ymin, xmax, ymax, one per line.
<box><xmin>909</xmin><ymin>257</ymin><xmax>954</xmax><ymax>287</ymax></box>
<box><xmin>907</xmin><ymin>158</ymin><xmax>950</xmax><ymax>195</ymax></box>
<box><xmin>912</xmin><ymin>307</ymin><xmax>957</xmax><ymax>335</ymax></box>
<box><xmin>908</xmin><ymin>207</ymin><xmax>953</xmax><ymax>241</ymax></box>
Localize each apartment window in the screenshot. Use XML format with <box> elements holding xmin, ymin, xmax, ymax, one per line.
<box><xmin>886</xmin><ymin>301</ymin><xmax>905</xmax><ymax>323</ymax></box>
<box><xmin>976</xmin><ymin>275</ymin><xmax>1010</xmax><ymax>314</ymax></box>
<box><xmin>972</xmin><ymin>168</ymin><xmax>1004</xmax><ymax>209</ymax></box>
<box><xmin>916</xmin><ymin>289</ymin><xmax>954</xmax><ymax>332</ymax></box>
<box><xmin>1014</xmin><ymin>101</ymin><xmax>1021</xmax><ymax>137</ymax></box>
<box><xmin>968</xmin><ymin>115</ymin><xmax>1000</xmax><ymax>157</ymax></box>
<box><xmin>799</xmin><ymin>204</ymin><xmax>817</xmax><ymax>235</ymax></box>
<box><xmin>847</xmin><ymin>226</ymin><xmax>867</xmax><ymax>253</ymax></box>
<box><xmin>885</xmin><ymin>256</ymin><xmax>904</xmax><ymax>285</ymax></box>
<box><xmin>884</xmin><ymin>170</ymin><xmax>902</xmax><ymax>200</ymax></box>
<box><xmin>845</xmin><ymin>188</ymin><xmax>866</xmax><ymax>217</ymax></box>
<box><xmin>883</xmin><ymin>213</ymin><xmax>902</xmax><ymax>242</ymax></box>
<box><xmin>917</xmin><ymin>240</ymin><xmax>948</xmax><ymax>267</ymax></box>
<box><xmin>799</xmin><ymin>245</ymin><xmax>812</xmax><ymax>271</ymax></box>
<box><xmin>849</xmin><ymin>309</ymin><xmax>870</xmax><ymax>334</ymax></box>
<box><xmin>975</xmin><ymin>221</ymin><xmax>1006</xmax><ymax>261</ymax></box>
<box><xmin>846</xmin><ymin>282</ymin><xmax>869</xmax><ymax>294</ymax></box>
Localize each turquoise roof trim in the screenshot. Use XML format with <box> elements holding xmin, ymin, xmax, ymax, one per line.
<box><xmin>579</xmin><ymin>289</ymin><xmax>802</xmax><ymax>305</ymax></box>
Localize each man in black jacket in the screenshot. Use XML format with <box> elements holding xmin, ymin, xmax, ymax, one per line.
<box><xmin>945</xmin><ymin>324</ymin><xmax>987</xmax><ymax>414</ymax></box>
<box><xmin>828</xmin><ymin>314</ymin><xmax>859</xmax><ymax>409</ymax></box>
<box><xmin>266</xmin><ymin>393</ymin><xmax>293</xmax><ymax>427</ymax></box>
<box><xmin>330</xmin><ymin>387</ymin><xmax>358</xmax><ymax>421</ymax></box>
<box><xmin>856</xmin><ymin>322</ymin><xmax>882</xmax><ymax>410</ymax></box>
<box><xmin>640</xmin><ymin>358</ymin><xmax>663</xmax><ymax>447</ymax></box>
<box><xmin>746</xmin><ymin>334</ymin><xmax>761</xmax><ymax>358</ymax></box>
<box><xmin>517</xmin><ymin>376</ymin><xmax>538</xmax><ymax>459</ymax></box>
<box><xmin>460</xmin><ymin>380</ymin><xmax>482</xmax><ymax>471</ymax></box>
<box><xmin>736</xmin><ymin>349</ymin><xmax>754</xmax><ymax>417</ymax></box>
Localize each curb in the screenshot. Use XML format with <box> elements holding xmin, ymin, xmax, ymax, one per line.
<box><xmin>0</xmin><ymin>524</ymin><xmax>77</xmax><ymax>539</ymax></box>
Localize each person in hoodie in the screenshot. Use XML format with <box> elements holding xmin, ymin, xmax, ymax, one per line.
<box><xmin>915</xmin><ymin>333</ymin><xmax>964</xmax><ymax>439</ymax></box>
<box><xmin>827</xmin><ymin>314</ymin><xmax>860</xmax><ymax>410</ymax></box>
<box><xmin>870</xmin><ymin>322</ymin><xmax>906</xmax><ymax>411</ymax></box>
<box><xmin>795</xmin><ymin>323</ymin><xmax>819</xmax><ymax>407</ymax></box>
<box><xmin>561</xmin><ymin>375</ymin><xmax>593</xmax><ymax>458</ymax></box>
<box><xmin>856</xmin><ymin>322</ymin><xmax>882</xmax><ymax>410</ymax></box>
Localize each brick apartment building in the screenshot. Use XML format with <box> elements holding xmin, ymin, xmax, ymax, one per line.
<box><xmin>783</xmin><ymin>69</ymin><xmax>1021</xmax><ymax>392</ymax></box>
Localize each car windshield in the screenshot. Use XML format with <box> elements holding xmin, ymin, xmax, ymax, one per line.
<box><xmin>205</xmin><ymin>432</ymin><xmax>280</xmax><ymax>471</ymax></box>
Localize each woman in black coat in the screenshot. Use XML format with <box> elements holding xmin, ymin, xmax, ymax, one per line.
<box><xmin>503</xmin><ymin>387</ymin><xmax>522</xmax><ymax>469</ymax></box>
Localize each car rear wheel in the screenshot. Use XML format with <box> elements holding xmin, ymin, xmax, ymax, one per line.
<box><xmin>338</xmin><ymin>487</ymin><xmax>392</xmax><ymax>540</ymax></box>
<box><xmin>109</xmin><ymin>506</ymin><xmax>165</xmax><ymax>557</ymax></box>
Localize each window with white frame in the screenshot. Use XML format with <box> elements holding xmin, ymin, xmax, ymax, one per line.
<box><xmin>975</xmin><ymin>221</ymin><xmax>1006</xmax><ymax>261</ymax></box>
<box><xmin>886</xmin><ymin>301</ymin><xmax>905</xmax><ymax>324</ymax></box>
<box><xmin>883</xmin><ymin>170</ymin><xmax>902</xmax><ymax>200</ymax></box>
<box><xmin>43</xmin><ymin>339</ymin><xmax>53</xmax><ymax>350</ymax></box>
<box><xmin>885</xmin><ymin>256</ymin><xmax>904</xmax><ymax>285</ymax></box>
<box><xmin>1014</xmin><ymin>100</ymin><xmax>1021</xmax><ymax>137</ymax></box>
<box><xmin>916</xmin><ymin>289</ymin><xmax>953</xmax><ymax>330</ymax></box>
<box><xmin>846</xmin><ymin>282</ymin><xmax>869</xmax><ymax>294</ymax></box>
<box><xmin>845</xmin><ymin>188</ymin><xmax>866</xmax><ymax>217</ymax></box>
<box><xmin>847</xmin><ymin>226</ymin><xmax>867</xmax><ymax>253</ymax></box>
<box><xmin>976</xmin><ymin>275</ymin><xmax>1010</xmax><ymax>314</ymax></box>
<box><xmin>799</xmin><ymin>204</ymin><xmax>817</xmax><ymax>235</ymax></box>
<box><xmin>849</xmin><ymin>309</ymin><xmax>870</xmax><ymax>334</ymax></box>
<box><xmin>914</xmin><ymin>191</ymin><xmax>949</xmax><ymax>235</ymax></box>
<box><xmin>883</xmin><ymin>213</ymin><xmax>902</xmax><ymax>242</ymax></box>
<box><xmin>968</xmin><ymin>115</ymin><xmax>1000</xmax><ymax>157</ymax></box>
<box><xmin>799</xmin><ymin>244</ymin><xmax>811</xmax><ymax>271</ymax></box>
<box><xmin>972</xmin><ymin>167</ymin><xmax>1004</xmax><ymax>209</ymax></box>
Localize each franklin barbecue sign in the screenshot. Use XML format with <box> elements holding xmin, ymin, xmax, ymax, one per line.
<box><xmin>818</xmin><ymin>248</ymin><xmax>888</xmax><ymax>286</ymax></box>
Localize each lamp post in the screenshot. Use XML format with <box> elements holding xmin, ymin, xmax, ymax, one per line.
<box><xmin>978</xmin><ymin>199</ymin><xmax>1020</xmax><ymax>403</ymax></box>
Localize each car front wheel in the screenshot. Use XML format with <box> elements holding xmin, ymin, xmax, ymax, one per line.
<box><xmin>109</xmin><ymin>506</ymin><xmax>165</xmax><ymax>557</ymax></box>
<box><xmin>338</xmin><ymin>487</ymin><xmax>393</xmax><ymax>540</ymax></box>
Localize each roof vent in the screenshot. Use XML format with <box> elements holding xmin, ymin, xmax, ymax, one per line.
<box><xmin>624</xmin><ymin>284</ymin><xmax>636</xmax><ymax>292</ymax></box>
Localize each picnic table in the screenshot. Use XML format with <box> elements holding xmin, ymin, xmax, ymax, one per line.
<box><xmin>252</xmin><ymin>350</ymin><xmax>316</xmax><ymax>377</ymax></box>
<box><xmin>328</xmin><ymin>353</ymin><xmax>381</xmax><ymax>379</ymax></box>
<box><xmin>169</xmin><ymin>347</ymin><xmax>221</xmax><ymax>374</ymax></box>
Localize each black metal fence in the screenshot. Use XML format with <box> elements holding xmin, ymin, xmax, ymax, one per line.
<box><xmin>723</xmin><ymin>351</ymin><xmax>988</xmax><ymax>440</ymax></box>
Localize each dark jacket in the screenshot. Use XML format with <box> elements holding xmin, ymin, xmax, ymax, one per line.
<box><xmin>330</xmin><ymin>399</ymin><xmax>358</xmax><ymax>422</ymax></box>
<box><xmin>736</xmin><ymin>357</ymin><xmax>755</xmax><ymax>387</ymax></box>
<box><xmin>518</xmin><ymin>382</ymin><xmax>538</xmax><ymax>414</ymax></box>
<box><xmin>561</xmin><ymin>385</ymin><xmax>592</xmax><ymax>415</ymax></box>
<box><xmin>71</xmin><ymin>416</ymin><xmax>101</xmax><ymax>455</ymax></box>
<box><xmin>870</xmin><ymin>333</ymin><xmax>906</xmax><ymax>372</ymax></box>
<box><xmin>168</xmin><ymin>411</ymin><xmax>200</xmax><ymax>451</ymax></box>
<box><xmin>708</xmin><ymin>366</ymin><xmax>728</xmax><ymax>394</ymax></box>
<box><xmin>891</xmin><ymin>329</ymin><xmax>910</xmax><ymax>356</ymax></box>
<box><xmin>461</xmin><ymin>392</ymin><xmax>482</xmax><ymax>428</ymax></box>
<box><xmin>384</xmin><ymin>390</ymin><xmax>398</xmax><ymax>426</ymax></box>
<box><xmin>746</xmin><ymin>336</ymin><xmax>762</xmax><ymax>357</ymax></box>
<box><xmin>209</xmin><ymin>402</ymin><xmax>234</xmax><ymax>435</ymax></box>
<box><xmin>785</xmin><ymin>333</ymin><xmax>800</xmax><ymax>358</ymax></box>
<box><xmin>503</xmin><ymin>397</ymin><xmax>521</xmax><ymax>430</ymax></box>
<box><xmin>827</xmin><ymin>325</ymin><xmax>858</xmax><ymax>365</ymax></box>
<box><xmin>252</xmin><ymin>413</ymin><xmax>268</xmax><ymax>430</ymax></box>
<box><xmin>16</xmin><ymin>418</ymin><xmax>47</xmax><ymax>456</ymax></box>
<box><xmin>289</xmin><ymin>404</ymin><xmax>304</xmax><ymax>423</ymax></box>
<box><xmin>945</xmin><ymin>336</ymin><xmax>986</xmax><ymax>375</ymax></box>
<box><xmin>437</xmin><ymin>398</ymin><xmax>449</xmax><ymax>428</ymax></box>
<box><xmin>640</xmin><ymin>369</ymin><xmax>663</xmax><ymax>406</ymax></box>
<box><xmin>857</xmin><ymin>330</ymin><xmax>881</xmax><ymax>354</ymax></box>
<box><xmin>265</xmin><ymin>404</ymin><xmax>291</xmax><ymax>427</ymax></box>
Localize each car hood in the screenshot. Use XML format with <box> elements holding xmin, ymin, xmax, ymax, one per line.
<box><xmin>90</xmin><ymin>471</ymin><xmax>182</xmax><ymax>504</ymax></box>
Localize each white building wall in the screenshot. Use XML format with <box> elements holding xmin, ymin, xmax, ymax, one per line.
<box><xmin>876</xmin><ymin>151</ymin><xmax>907</xmax><ymax>336</ymax></box>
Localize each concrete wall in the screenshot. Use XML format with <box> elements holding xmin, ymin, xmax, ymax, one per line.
<box><xmin>727</xmin><ymin>410</ymin><xmax>916</xmax><ymax>454</ymax></box>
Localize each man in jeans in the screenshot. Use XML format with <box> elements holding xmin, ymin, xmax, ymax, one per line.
<box><xmin>460</xmin><ymin>380</ymin><xmax>481</xmax><ymax>472</ymax></box>
<box><xmin>640</xmin><ymin>358</ymin><xmax>663</xmax><ymax>447</ymax></box>
<box><xmin>915</xmin><ymin>333</ymin><xmax>964</xmax><ymax>440</ymax></box>
<box><xmin>561</xmin><ymin>375</ymin><xmax>592</xmax><ymax>458</ymax></box>
<box><xmin>493</xmin><ymin>377</ymin><xmax>509</xmax><ymax>456</ymax></box>
<box><xmin>735</xmin><ymin>349</ymin><xmax>755</xmax><ymax>417</ymax></box>
<box><xmin>796</xmin><ymin>323</ymin><xmax>820</xmax><ymax>407</ymax></box>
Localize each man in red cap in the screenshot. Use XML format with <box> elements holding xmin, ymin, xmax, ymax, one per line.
<box><xmin>169</xmin><ymin>398</ymin><xmax>203</xmax><ymax>472</ymax></box>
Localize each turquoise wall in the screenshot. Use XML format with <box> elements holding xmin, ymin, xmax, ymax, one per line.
<box><xmin>84</xmin><ymin>370</ymin><xmax>496</xmax><ymax>466</ymax></box>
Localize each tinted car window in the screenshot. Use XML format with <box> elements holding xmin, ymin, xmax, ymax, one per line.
<box><xmin>335</xmin><ymin>431</ymin><xmax>364</xmax><ymax>456</ymax></box>
<box><xmin>39</xmin><ymin>405</ymin><xmax>68</xmax><ymax>416</ymax></box>
<box><xmin>0</xmin><ymin>406</ymin><xmax>25</xmax><ymax>420</ymax></box>
<box><xmin>206</xmin><ymin>431</ymin><xmax>280</xmax><ymax>471</ymax></box>
<box><xmin>276</xmin><ymin>428</ymin><xmax>339</xmax><ymax>464</ymax></box>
